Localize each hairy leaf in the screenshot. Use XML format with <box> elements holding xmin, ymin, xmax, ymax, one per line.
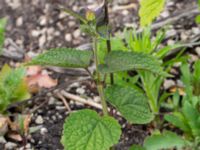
<box><xmin>105</xmin><ymin>85</ymin><xmax>154</xmax><ymax>124</ymax></box>
<box><xmin>61</xmin><ymin>109</ymin><xmax>121</xmax><ymax>150</ymax></box>
<box><xmin>99</xmin><ymin>51</ymin><xmax>166</xmax><ymax>76</ymax></box>
<box><xmin>27</xmin><ymin>48</ymin><xmax>93</xmax><ymax>68</ymax></box>
<box><xmin>144</xmin><ymin>131</ymin><xmax>186</xmax><ymax>150</ymax></box>
<box><xmin>0</xmin><ymin>18</ymin><xmax>7</xmax><ymax>54</ymax></box>
<box><xmin>139</xmin><ymin>0</ymin><xmax>165</xmax><ymax>26</ymax></box>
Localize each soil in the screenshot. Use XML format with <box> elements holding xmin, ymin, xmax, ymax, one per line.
<box><xmin>0</xmin><ymin>0</ymin><xmax>200</xmax><ymax>150</ymax></box>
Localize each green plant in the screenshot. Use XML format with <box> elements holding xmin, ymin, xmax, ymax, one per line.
<box><xmin>26</xmin><ymin>1</ymin><xmax>169</xmax><ymax>149</ymax></box>
<box><xmin>163</xmin><ymin>60</ymin><xmax>200</xmax><ymax>149</ymax></box>
<box><xmin>0</xmin><ymin>64</ymin><xmax>30</xmax><ymax>113</ymax></box>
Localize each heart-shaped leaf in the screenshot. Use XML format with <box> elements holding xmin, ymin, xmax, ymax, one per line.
<box><xmin>61</xmin><ymin>109</ymin><xmax>121</xmax><ymax>150</ymax></box>
<box><xmin>105</xmin><ymin>85</ymin><xmax>154</xmax><ymax>124</ymax></box>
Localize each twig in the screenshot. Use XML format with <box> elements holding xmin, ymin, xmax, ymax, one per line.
<box><xmin>56</xmin><ymin>93</ymin><xmax>71</xmax><ymax>112</ymax></box>
<box><xmin>61</xmin><ymin>90</ymin><xmax>103</xmax><ymax>110</ymax></box>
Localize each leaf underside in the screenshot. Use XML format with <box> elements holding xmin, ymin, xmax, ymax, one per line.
<box><xmin>61</xmin><ymin>109</ymin><xmax>121</xmax><ymax>150</ymax></box>
<box><xmin>105</xmin><ymin>85</ymin><xmax>154</xmax><ymax>124</ymax></box>
<box><xmin>27</xmin><ymin>48</ymin><xmax>93</xmax><ymax>68</ymax></box>
<box><xmin>98</xmin><ymin>51</ymin><xmax>166</xmax><ymax>76</ymax></box>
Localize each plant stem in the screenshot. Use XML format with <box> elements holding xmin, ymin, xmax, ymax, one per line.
<box><xmin>93</xmin><ymin>37</ymin><xmax>109</xmax><ymax>116</ymax></box>
<box><xmin>104</xmin><ymin>1</ymin><xmax>114</xmax><ymax>85</ymax></box>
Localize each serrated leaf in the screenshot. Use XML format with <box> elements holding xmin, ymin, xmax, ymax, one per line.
<box><xmin>27</xmin><ymin>48</ymin><xmax>93</xmax><ymax>68</ymax></box>
<box><xmin>105</xmin><ymin>85</ymin><xmax>154</xmax><ymax>124</ymax></box>
<box><xmin>61</xmin><ymin>109</ymin><xmax>121</xmax><ymax>150</ymax></box>
<box><xmin>98</xmin><ymin>51</ymin><xmax>166</xmax><ymax>76</ymax></box>
<box><xmin>144</xmin><ymin>131</ymin><xmax>186</xmax><ymax>150</ymax></box>
<box><xmin>139</xmin><ymin>0</ymin><xmax>165</xmax><ymax>26</ymax></box>
<box><xmin>0</xmin><ymin>18</ymin><xmax>7</xmax><ymax>54</ymax></box>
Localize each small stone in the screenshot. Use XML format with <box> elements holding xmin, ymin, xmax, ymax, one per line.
<box><xmin>94</xmin><ymin>96</ymin><xmax>100</xmax><ymax>102</ymax></box>
<box><xmin>5</xmin><ymin>142</ymin><xmax>17</xmax><ymax>150</ymax></box>
<box><xmin>52</xmin><ymin>115</ymin><xmax>57</xmax><ymax>121</ymax></box>
<box><xmin>39</xmin><ymin>16</ymin><xmax>47</xmax><ymax>26</ymax></box>
<box><xmin>180</xmin><ymin>32</ymin><xmax>188</xmax><ymax>41</ymax></box>
<box><xmin>16</xmin><ymin>16</ymin><xmax>23</xmax><ymax>26</ymax></box>
<box><xmin>39</xmin><ymin>35</ymin><xmax>46</xmax><ymax>48</ymax></box>
<box><xmin>177</xmin><ymin>80</ymin><xmax>184</xmax><ymax>87</ymax></box>
<box><xmin>76</xmin><ymin>88</ymin><xmax>85</xmax><ymax>95</ymax></box>
<box><xmin>73</xmin><ymin>29</ymin><xmax>81</xmax><ymax>38</ymax></box>
<box><xmin>195</xmin><ymin>47</ymin><xmax>200</xmax><ymax>57</ymax></box>
<box><xmin>192</xmin><ymin>27</ymin><xmax>200</xmax><ymax>35</ymax></box>
<box><xmin>25</xmin><ymin>143</ymin><xmax>31</xmax><ymax>149</ymax></box>
<box><xmin>35</xmin><ymin>115</ymin><xmax>44</xmax><ymax>124</ymax></box>
<box><xmin>0</xmin><ymin>136</ymin><xmax>6</xmax><ymax>144</ymax></box>
<box><xmin>40</xmin><ymin>128</ymin><xmax>48</xmax><ymax>135</ymax></box>
<box><xmin>167</xmin><ymin>39</ymin><xmax>175</xmax><ymax>46</ymax></box>
<box><xmin>163</xmin><ymin>80</ymin><xmax>175</xmax><ymax>89</ymax></box>
<box><xmin>31</xmin><ymin>30</ymin><xmax>41</xmax><ymax>37</ymax></box>
<box><xmin>166</xmin><ymin>29</ymin><xmax>176</xmax><ymax>37</ymax></box>
<box><xmin>160</xmin><ymin>11</ymin><xmax>170</xmax><ymax>18</ymax></box>
<box><xmin>56</xmin><ymin>106</ymin><xmax>66</xmax><ymax>110</ymax></box>
<box><xmin>48</xmin><ymin>97</ymin><xmax>56</xmax><ymax>105</ymax></box>
<box><xmin>65</xmin><ymin>33</ymin><xmax>72</xmax><ymax>42</ymax></box>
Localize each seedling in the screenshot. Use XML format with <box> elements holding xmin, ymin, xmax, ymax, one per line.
<box><xmin>26</xmin><ymin>0</ymin><xmax>172</xmax><ymax>149</ymax></box>
<box><xmin>0</xmin><ymin>64</ymin><xmax>30</xmax><ymax>114</ymax></box>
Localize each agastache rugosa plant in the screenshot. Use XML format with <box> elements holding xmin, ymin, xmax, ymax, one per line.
<box><xmin>27</xmin><ymin>0</ymin><xmax>167</xmax><ymax>149</ymax></box>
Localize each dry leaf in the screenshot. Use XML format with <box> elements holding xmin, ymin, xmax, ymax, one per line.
<box><xmin>24</xmin><ymin>114</ymin><xmax>31</xmax><ymax>135</ymax></box>
<box><xmin>0</xmin><ymin>116</ymin><xmax>8</xmax><ymax>136</ymax></box>
<box><xmin>169</xmin><ymin>86</ymin><xmax>185</xmax><ymax>96</ymax></box>
<box><xmin>26</xmin><ymin>74</ymin><xmax>57</xmax><ymax>89</ymax></box>
<box><xmin>7</xmin><ymin>133</ymin><xmax>23</xmax><ymax>142</ymax></box>
<box><xmin>26</xmin><ymin>66</ymin><xmax>42</xmax><ymax>76</ymax></box>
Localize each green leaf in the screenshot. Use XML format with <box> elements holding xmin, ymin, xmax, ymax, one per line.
<box><xmin>144</xmin><ymin>131</ymin><xmax>186</xmax><ymax>150</ymax></box>
<box><xmin>61</xmin><ymin>109</ymin><xmax>121</xmax><ymax>150</ymax></box>
<box><xmin>182</xmin><ymin>101</ymin><xmax>200</xmax><ymax>137</ymax></box>
<box><xmin>105</xmin><ymin>85</ymin><xmax>154</xmax><ymax>124</ymax></box>
<box><xmin>129</xmin><ymin>145</ymin><xmax>146</xmax><ymax>150</ymax></box>
<box><xmin>0</xmin><ymin>64</ymin><xmax>30</xmax><ymax>113</ymax></box>
<box><xmin>139</xmin><ymin>0</ymin><xmax>165</xmax><ymax>26</ymax></box>
<box><xmin>0</xmin><ymin>18</ymin><xmax>7</xmax><ymax>54</ymax></box>
<box><xmin>27</xmin><ymin>48</ymin><xmax>93</xmax><ymax>68</ymax></box>
<box><xmin>164</xmin><ymin>112</ymin><xmax>191</xmax><ymax>134</ymax></box>
<box><xmin>99</xmin><ymin>51</ymin><xmax>166</xmax><ymax>76</ymax></box>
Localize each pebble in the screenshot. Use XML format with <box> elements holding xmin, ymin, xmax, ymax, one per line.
<box><xmin>73</xmin><ymin>29</ymin><xmax>81</xmax><ymax>38</ymax></box>
<box><xmin>40</xmin><ymin>128</ymin><xmax>48</xmax><ymax>135</ymax></box>
<box><xmin>39</xmin><ymin>35</ymin><xmax>46</xmax><ymax>48</ymax></box>
<box><xmin>76</xmin><ymin>87</ymin><xmax>85</xmax><ymax>95</ymax></box>
<box><xmin>39</xmin><ymin>16</ymin><xmax>47</xmax><ymax>26</ymax></box>
<box><xmin>56</xmin><ymin>106</ymin><xmax>66</xmax><ymax>110</ymax></box>
<box><xmin>192</xmin><ymin>27</ymin><xmax>200</xmax><ymax>35</ymax></box>
<box><xmin>0</xmin><ymin>136</ymin><xmax>6</xmax><ymax>144</ymax></box>
<box><xmin>163</xmin><ymin>79</ymin><xmax>175</xmax><ymax>89</ymax></box>
<box><xmin>167</xmin><ymin>39</ymin><xmax>175</xmax><ymax>46</ymax></box>
<box><xmin>16</xmin><ymin>16</ymin><xmax>23</xmax><ymax>26</ymax></box>
<box><xmin>5</xmin><ymin>142</ymin><xmax>17</xmax><ymax>150</ymax></box>
<box><xmin>65</xmin><ymin>33</ymin><xmax>72</xmax><ymax>42</ymax></box>
<box><xmin>48</xmin><ymin>97</ymin><xmax>56</xmax><ymax>105</ymax></box>
<box><xmin>35</xmin><ymin>115</ymin><xmax>44</xmax><ymax>124</ymax></box>
<box><xmin>195</xmin><ymin>47</ymin><xmax>200</xmax><ymax>57</ymax></box>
